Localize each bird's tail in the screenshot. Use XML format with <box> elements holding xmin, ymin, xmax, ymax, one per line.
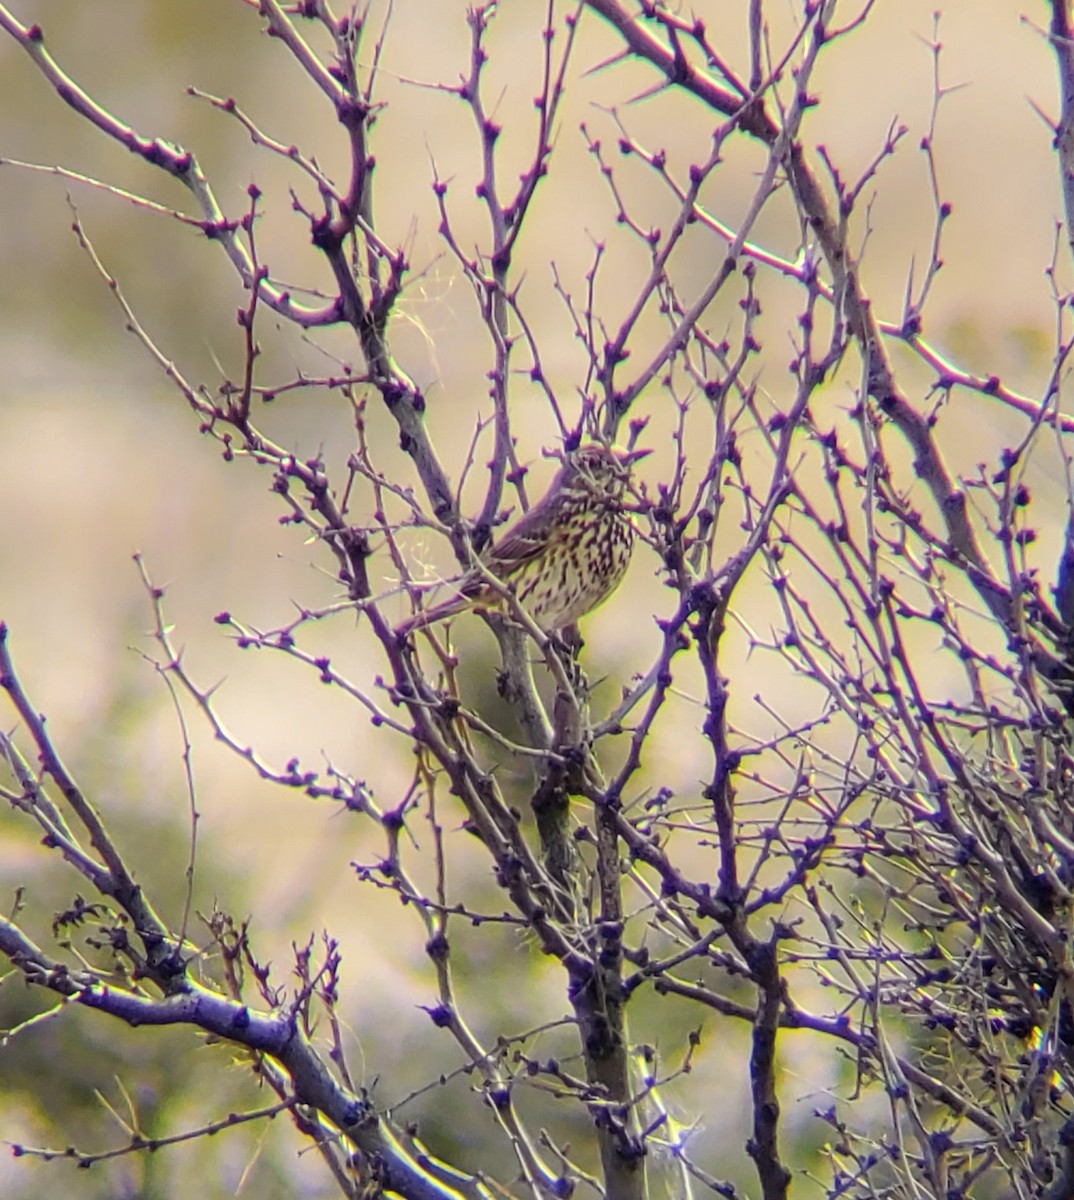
<box><xmin>395</xmin><ymin>592</ymin><xmax>471</xmax><ymax>639</ymax></box>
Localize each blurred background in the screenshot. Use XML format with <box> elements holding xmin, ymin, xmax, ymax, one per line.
<box><xmin>0</xmin><ymin>2</ymin><xmax>1067</xmax><ymax>1197</ymax></box>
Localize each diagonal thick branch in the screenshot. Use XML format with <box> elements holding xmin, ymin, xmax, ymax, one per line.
<box><xmin>0</xmin><ymin>916</ymin><xmax>503</xmax><ymax>1200</ymax></box>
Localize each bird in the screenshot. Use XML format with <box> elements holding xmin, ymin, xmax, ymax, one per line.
<box><xmin>397</xmin><ymin>443</ymin><xmax>649</xmax><ymax>638</ymax></box>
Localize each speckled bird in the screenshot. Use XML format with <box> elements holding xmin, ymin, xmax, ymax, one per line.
<box><xmin>397</xmin><ymin>443</ymin><xmax>649</xmax><ymax>637</ymax></box>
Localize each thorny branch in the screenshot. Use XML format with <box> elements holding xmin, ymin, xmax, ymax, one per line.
<box><xmin>5</xmin><ymin>3</ymin><xmax>1074</xmax><ymax>1200</ymax></box>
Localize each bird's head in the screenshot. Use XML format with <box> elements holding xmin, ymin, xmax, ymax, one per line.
<box><xmin>564</xmin><ymin>442</ymin><xmax>650</xmax><ymax>496</ymax></box>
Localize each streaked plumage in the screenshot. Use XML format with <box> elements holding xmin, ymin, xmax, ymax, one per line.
<box><xmin>397</xmin><ymin>444</ymin><xmax>647</xmax><ymax>637</ymax></box>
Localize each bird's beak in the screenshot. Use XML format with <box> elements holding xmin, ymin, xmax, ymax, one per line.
<box><xmin>622</xmin><ymin>447</ymin><xmax>651</xmax><ymax>465</ymax></box>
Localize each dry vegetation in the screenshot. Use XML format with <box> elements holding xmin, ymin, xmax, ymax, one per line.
<box><xmin>4</xmin><ymin>3</ymin><xmax>1074</xmax><ymax>1199</ymax></box>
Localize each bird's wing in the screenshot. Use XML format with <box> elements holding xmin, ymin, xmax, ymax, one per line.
<box><xmin>438</xmin><ymin>537</ymin><xmax>534</xmax><ymax>605</ymax></box>
<box><xmin>486</xmin><ymin>504</ymin><xmax>561</xmax><ymax>573</ymax></box>
<box><xmin>487</xmin><ymin>528</ymin><xmax>547</xmax><ymax>570</ymax></box>
<box><xmin>478</xmin><ymin>462</ymin><xmax>570</xmax><ymax>575</ymax></box>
